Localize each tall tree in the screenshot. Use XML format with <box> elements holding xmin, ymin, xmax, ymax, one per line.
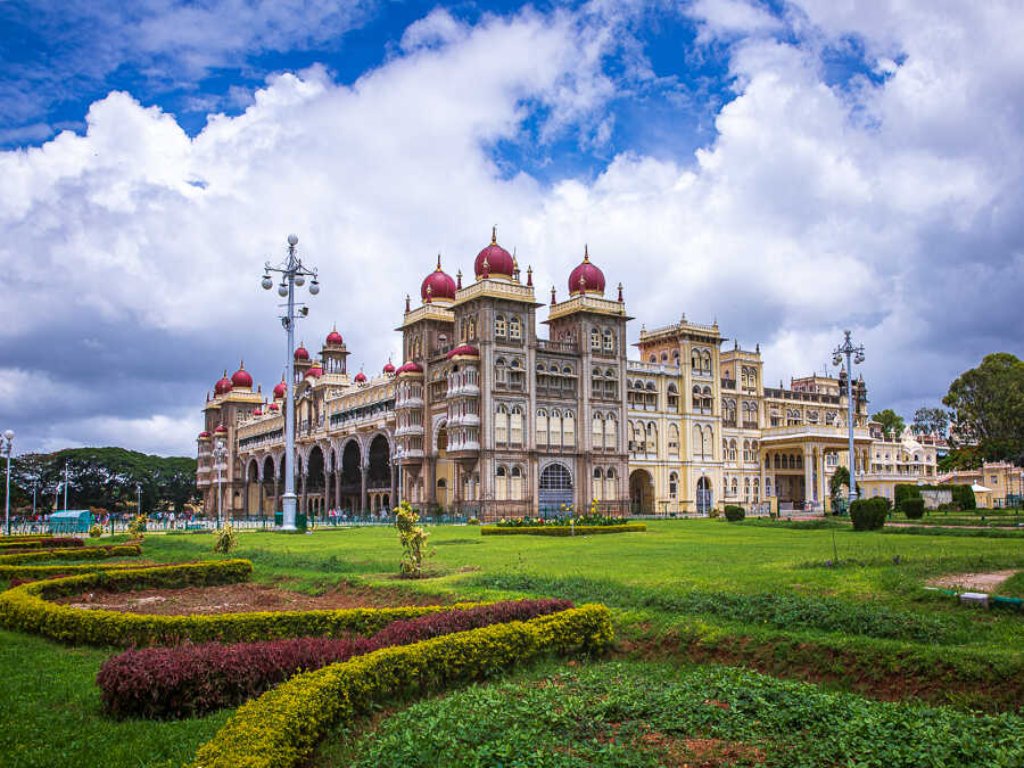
<box><xmin>871</xmin><ymin>409</ymin><xmax>906</xmax><ymax>440</ymax></box>
<box><xmin>943</xmin><ymin>353</ymin><xmax>1024</xmax><ymax>463</ymax></box>
<box><xmin>911</xmin><ymin>406</ymin><xmax>949</xmax><ymax>437</ymax></box>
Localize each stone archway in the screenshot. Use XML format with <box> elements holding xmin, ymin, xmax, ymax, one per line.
<box><xmin>629</xmin><ymin>469</ymin><xmax>654</xmax><ymax>515</ymax></box>
<box><xmin>539</xmin><ymin>462</ymin><xmax>573</xmax><ymax>516</ymax></box>
<box><xmin>696</xmin><ymin>475</ymin><xmax>713</xmax><ymax>516</ymax></box>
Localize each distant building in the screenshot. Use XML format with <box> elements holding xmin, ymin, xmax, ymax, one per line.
<box><xmin>196</xmin><ymin>229</ymin><xmax>941</xmax><ymax>521</ymax></box>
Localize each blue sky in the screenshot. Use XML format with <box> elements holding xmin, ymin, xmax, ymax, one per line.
<box><xmin>1</xmin><ymin>0</ymin><xmax>1022</xmax><ymax>455</ymax></box>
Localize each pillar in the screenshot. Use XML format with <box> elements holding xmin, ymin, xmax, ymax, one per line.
<box><xmin>803</xmin><ymin>445</ymin><xmax>814</xmax><ymax>510</ymax></box>
<box><xmin>300</xmin><ymin>471</ymin><xmax>307</xmax><ymax>516</ymax></box>
<box><xmin>360</xmin><ymin>461</ymin><xmax>369</xmax><ymax>515</ymax></box>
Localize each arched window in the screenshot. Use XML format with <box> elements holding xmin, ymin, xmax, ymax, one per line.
<box><xmin>590</xmin><ymin>327</ymin><xmax>601</xmax><ymax>350</ymax></box>
<box><xmin>673</xmin><ymin>351</ymin><xmax>680</xmax><ymax>366</ymax></box>
<box><xmin>592</xmin><ymin>412</ymin><xmax>604</xmax><ymax>449</ymax></box>
<box><xmin>766</xmin><ymin>477</ymin><xmax>773</xmax><ymax>496</ymax></box>
<box><xmin>495</xmin><ymin>357</ymin><xmax>507</xmax><ymax>386</ymax></box>
<box><xmin>744</xmin><ymin>477</ymin><xmax>751</xmax><ymax>499</ymax></box>
<box><xmin>753</xmin><ymin>477</ymin><xmax>760</xmax><ymax>501</ymax></box>
<box><xmin>495</xmin><ymin>404</ymin><xmax>509</xmax><ymax>445</ymax></box>
<box><xmin>661</xmin><ymin>352</ymin><xmax>668</xmax><ymax>363</ymax></box>
<box><xmin>495</xmin><ymin>465</ymin><xmax>508</xmax><ymax>501</ymax></box>
<box><xmin>510</xmin><ymin>466</ymin><xmax>523</xmax><ymax>500</ymax></box>
<box><xmin>509</xmin><ymin>316</ymin><xmax>522</xmax><ymax>340</ymax></box>
<box><xmin>592</xmin><ymin>467</ymin><xmax>604</xmax><ymax>501</ymax></box>
<box><xmin>563</xmin><ymin>410</ymin><xmax>576</xmax><ymax>447</ymax></box>
<box><xmin>692</xmin><ymin>386</ymin><xmax>702</xmax><ymax>411</ymax></box>
<box><xmin>668</xmin><ymin>424</ymin><xmax>680</xmax><ymax>458</ymax></box>
<box><xmin>691</xmin><ymin>349</ymin><xmax>701</xmax><ymax>370</ymax></box>
<box><xmin>603</xmin><ymin>328</ymin><xmax>614</xmax><ymax>352</ymax></box>
<box><xmin>604</xmin><ymin>467</ymin><xmax>616</xmax><ymax>501</ymax></box>
<box><xmin>669</xmin><ymin>471</ymin><xmax>678</xmax><ymax>499</ymax></box>
<box><xmin>702</xmin><ymin>351</ymin><xmax>712</xmax><ymax>373</ymax></box>
<box><xmin>510</xmin><ymin>405</ymin><xmax>523</xmax><ymax>446</ymax></box>
<box><xmin>605</xmin><ymin>414</ymin><xmax>618</xmax><ymax>450</ymax></box>
<box><xmin>703</xmin><ymin>426</ymin><xmax>713</xmax><ymax>460</ymax></box>
<box><xmin>536</xmin><ymin>409</ymin><xmax>549</xmax><ymax>447</ymax></box>
<box><xmin>495</xmin><ymin>314</ymin><xmax>506</xmax><ymax>338</ymax></box>
<box><xmin>702</xmin><ymin>386</ymin><xmax>713</xmax><ymax>412</ymax></box>
<box><xmin>731</xmin><ymin>477</ymin><xmax>739</xmax><ymax>497</ymax></box>
<box><xmin>667</xmin><ymin>384</ymin><xmax>679</xmax><ymax>411</ymax></box>
<box><xmin>693</xmin><ymin>424</ymin><xmax>705</xmax><ymax>460</ymax></box>
<box><xmin>549</xmin><ymin>409</ymin><xmax>562</xmax><ymax>449</ymax></box>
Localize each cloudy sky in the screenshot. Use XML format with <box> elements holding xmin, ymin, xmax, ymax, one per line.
<box><xmin>1</xmin><ymin>0</ymin><xmax>1022</xmax><ymax>457</ymax></box>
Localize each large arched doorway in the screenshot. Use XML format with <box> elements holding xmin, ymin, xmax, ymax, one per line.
<box><xmin>629</xmin><ymin>469</ymin><xmax>654</xmax><ymax>515</ymax></box>
<box><xmin>340</xmin><ymin>441</ymin><xmax>362</xmax><ymax>514</ymax></box>
<box><xmin>306</xmin><ymin>445</ymin><xmax>325</xmax><ymax>520</ymax></box>
<box><xmin>539</xmin><ymin>462</ymin><xmax>573</xmax><ymax>517</ymax></box>
<box><xmin>696</xmin><ymin>475</ymin><xmax>713</xmax><ymax>516</ymax></box>
<box><xmin>262</xmin><ymin>456</ymin><xmax>276</xmax><ymax>516</ymax></box>
<box><xmin>367</xmin><ymin>434</ymin><xmax>391</xmax><ymax>515</ymax></box>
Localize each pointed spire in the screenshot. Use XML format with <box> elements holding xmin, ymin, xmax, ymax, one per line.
<box><xmin>239</xmin><ymin>359</ymin><xmax>245</xmax><ymax>370</ymax></box>
<box><xmin>550</xmin><ymin>285</ymin><xmax>557</xmax><ymax>305</ymax></box>
<box><xmin>436</xmin><ymin>253</ymin><xmax>442</xmax><ymax>271</ymax></box>
<box><xmin>257</xmin><ymin>383</ymin><xmax>262</xmax><ymax>393</ymax></box>
<box><xmin>617</xmin><ymin>282</ymin><xmax>623</xmax><ymax>302</ymax></box>
<box><xmin>405</xmin><ymin>294</ymin><xmax>411</xmax><ymax>314</ymax></box>
<box><xmin>491</xmin><ymin>225</ymin><xmax>497</xmax><ymax>245</ymax></box>
<box><xmin>527</xmin><ymin>265</ymin><xmax>533</xmax><ymax>287</ymax></box>
<box><xmin>583</xmin><ymin>243</ymin><xmax>590</xmax><ymax>263</ymax></box>
<box><xmin>456</xmin><ymin>269</ymin><xmax>463</xmax><ymax>289</ymax></box>
<box><xmin>755</xmin><ymin>343</ymin><xmax>760</xmax><ymax>353</ymax></box>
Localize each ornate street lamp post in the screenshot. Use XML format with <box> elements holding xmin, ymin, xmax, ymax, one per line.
<box><xmin>2</xmin><ymin>430</ymin><xmax>13</xmax><ymax>536</ymax></box>
<box><xmin>261</xmin><ymin>234</ymin><xmax>319</xmax><ymax>532</ymax></box>
<box><xmin>833</xmin><ymin>330</ymin><xmax>866</xmax><ymax>503</ymax></box>
<box><xmin>213</xmin><ymin>438</ymin><xmax>228</xmax><ymax>529</ymax></box>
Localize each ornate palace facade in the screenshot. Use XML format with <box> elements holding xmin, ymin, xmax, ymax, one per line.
<box><xmin>197</xmin><ymin>229</ymin><xmax>930</xmax><ymax>521</ymax></box>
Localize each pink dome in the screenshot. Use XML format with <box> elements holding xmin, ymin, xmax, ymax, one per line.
<box><xmin>273</xmin><ymin>379</ymin><xmax>287</xmax><ymax>399</ymax></box>
<box><xmin>383</xmin><ymin>360</ymin><xmax>396</xmax><ymax>374</ymax></box>
<box><xmin>268</xmin><ymin>402</ymin><xmax>280</xmax><ymax>412</ymax></box>
<box><xmin>230</xmin><ymin>363</ymin><xmax>253</xmax><ymax>389</ymax></box>
<box><xmin>474</xmin><ymin>227</ymin><xmax>515</xmax><ymax>278</ymax></box>
<box><xmin>421</xmin><ymin>255</ymin><xmax>457</xmax><ymax>302</ymax></box>
<box><xmin>326</xmin><ymin>327</ymin><xmax>344</xmax><ymax>345</ymax></box>
<box><xmin>354</xmin><ymin>370</ymin><xmax>367</xmax><ymax>383</ymax></box>
<box><xmin>446</xmin><ymin>344</ymin><xmax>480</xmax><ymax>359</ymax></box>
<box><xmin>568</xmin><ymin>246</ymin><xmax>605</xmax><ymax>296</ymax></box>
<box><xmin>396</xmin><ymin>361</ymin><xmax>423</xmax><ymax>375</ymax></box>
<box><xmin>214</xmin><ymin>424</ymin><xmax>228</xmax><ymax>434</ymax></box>
<box><xmin>306</xmin><ymin>365</ymin><xmax>323</xmax><ymax>379</ymax></box>
<box><xmin>198</xmin><ymin>431</ymin><xmax>211</xmax><ymax>439</ymax></box>
<box><xmin>294</xmin><ymin>344</ymin><xmax>310</xmax><ymax>361</ymax></box>
<box><xmin>214</xmin><ymin>371</ymin><xmax>233</xmax><ymax>396</ymax></box>
<box><xmin>253</xmin><ymin>408</ymin><xmax>263</xmax><ymax>416</ymax></box>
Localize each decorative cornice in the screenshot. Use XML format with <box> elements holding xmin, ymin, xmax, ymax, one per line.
<box><xmin>547</xmin><ymin>293</ymin><xmax>630</xmax><ymax>322</ymax></box>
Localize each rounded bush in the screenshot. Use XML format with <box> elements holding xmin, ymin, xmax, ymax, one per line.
<box><xmin>901</xmin><ymin>498</ymin><xmax>926</xmax><ymax>520</ymax></box>
<box><xmin>850</xmin><ymin>498</ymin><xmax>887</xmax><ymax>531</ymax></box>
<box><xmin>723</xmin><ymin>505</ymin><xmax>745</xmax><ymax>522</ymax></box>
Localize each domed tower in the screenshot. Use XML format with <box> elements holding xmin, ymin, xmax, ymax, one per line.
<box><xmin>474</xmin><ymin>227</ymin><xmax>516</xmax><ymax>282</ymax></box>
<box><xmin>320</xmin><ymin>325</ymin><xmax>349</xmax><ymax>376</ymax></box>
<box><xmin>421</xmin><ymin>255</ymin><xmax>457</xmax><ymax>305</ymax></box>
<box><xmin>292</xmin><ymin>342</ymin><xmax>313</xmax><ymax>383</ymax></box>
<box><xmin>568</xmin><ymin>245</ymin><xmax>606</xmax><ymax>297</ymax></box>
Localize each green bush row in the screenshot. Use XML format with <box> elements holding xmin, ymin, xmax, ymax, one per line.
<box><xmin>723</xmin><ymin>505</ymin><xmax>745</xmax><ymax>522</ymax></box>
<box><xmin>480</xmin><ymin>524</ymin><xmax>647</xmax><ymax>537</ymax></box>
<box><xmin>0</xmin><ymin>560</ymin><xmax>155</xmax><ymax>581</ymax></box>
<box><xmin>189</xmin><ymin>604</ymin><xmax>614</xmax><ymax>768</ymax></box>
<box><xmin>0</xmin><ymin>543</ymin><xmax>141</xmax><ymax>566</ymax></box>
<box><xmin>895</xmin><ymin>483</ymin><xmax>977</xmax><ymax>511</ymax></box>
<box><xmin>0</xmin><ymin>560</ymin><xmax>482</xmax><ymax>647</ymax></box>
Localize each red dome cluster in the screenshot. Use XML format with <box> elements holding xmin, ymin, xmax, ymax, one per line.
<box><xmin>396</xmin><ymin>361</ymin><xmax>423</xmax><ymax>375</ymax></box>
<box><xmin>268</xmin><ymin>402</ymin><xmax>280</xmax><ymax>412</ymax></box>
<box><xmin>474</xmin><ymin>227</ymin><xmax>515</xmax><ymax>279</ymax></box>
<box><xmin>231</xmin><ymin>363</ymin><xmax>253</xmax><ymax>389</ymax></box>
<box><xmin>446</xmin><ymin>344</ymin><xmax>480</xmax><ymax>359</ymax></box>
<box><xmin>383</xmin><ymin>360</ymin><xmax>396</xmax><ymax>375</ymax></box>
<box><xmin>421</xmin><ymin>255</ymin><xmax>457</xmax><ymax>302</ymax></box>
<box><xmin>214</xmin><ymin>371</ymin><xmax>233</xmax><ymax>396</ymax></box>
<box><xmin>326</xmin><ymin>327</ymin><xmax>344</xmax><ymax>346</ymax></box>
<box><xmin>273</xmin><ymin>378</ymin><xmax>287</xmax><ymax>398</ymax></box>
<box><xmin>568</xmin><ymin>246</ymin><xmax>605</xmax><ymax>296</ymax></box>
<box><xmin>294</xmin><ymin>344</ymin><xmax>310</xmax><ymax>361</ymax></box>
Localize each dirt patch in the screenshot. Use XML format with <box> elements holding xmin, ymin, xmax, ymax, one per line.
<box><xmin>639</xmin><ymin>732</ymin><xmax>765</xmax><ymax>767</ymax></box>
<box><xmin>927</xmin><ymin>569</ymin><xmax>1018</xmax><ymax>593</ymax></box>
<box><xmin>56</xmin><ymin>581</ymin><xmax>451</xmax><ymax>615</ymax></box>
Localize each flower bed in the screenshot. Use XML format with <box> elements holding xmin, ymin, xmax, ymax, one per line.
<box><xmin>99</xmin><ymin>598</ymin><xmax>573</xmax><ymax>719</ymax></box>
<box><xmin>481</xmin><ymin>524</ymin><xmax>647</xmax><ymax>537</ymax></box>
<box><xmin>189</xmin><ymin>604</ymin><xmax>613</xmax><ymax>768</ymax></box>
<box><xmin>0</xmin><ymin>560</ymin><xmax>476</xmax><ymax>647</ymax></box>
<box><xmin>495</xmin><ymin>514</ymin><xmax>628</xmax><ymax>528</ymax></box>
<box><xmin>0</xmin><ymin>543</ymin><xmax>140</xmax><ymax>566</ymax></box>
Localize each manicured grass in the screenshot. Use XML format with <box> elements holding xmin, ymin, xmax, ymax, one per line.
<box><xmin>318</xmin><ymin>659</ymin><xmax>1024</xmax><ymax>768</ymax></box>
<box><xmin>0</xmin><ymin>629</ymin><xmax>230</xmax><ymax>768</ymax></box>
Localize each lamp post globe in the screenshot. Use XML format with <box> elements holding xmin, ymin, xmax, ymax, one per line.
<box><xmin>832</xmin><ymin>330</ymin><xmax>866</xmax><ymax>506</ymax></box>
<box><xmin>2</xmin><ymin>430</ymin><xmax>13</xmax><ymax>536</ymax></box>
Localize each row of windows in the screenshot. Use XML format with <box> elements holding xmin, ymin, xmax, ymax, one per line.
<box><xmin>494</xmin><ymin>464</ymin><xmax>526</xmax><ymax>500</ymax></box>
<box><xmin>589</xmin><ymin>327</ymin><xmax>616</xmax><ymax>352</ymax></box>
<box><xmin>537</xmin><ymin>408</ymin><xmax>576</xmax><ymax>448</ymax></box>
<box><xmin>722</xmin><ymin>438</ymin><xmax>760</xmax><ymax>463</ymax></box>
<box><xmin>494</xmin><ymin>315</ymin><xmax>523</xmax><ymax>341</ymax></box>
<box><xmin>591</xmin><ymin>467</ymin><xmax>618</xmax><ymax>501</ymax></box>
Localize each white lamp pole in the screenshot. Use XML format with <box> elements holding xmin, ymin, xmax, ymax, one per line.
<box><xmin>833</xmin><ymin>330</ymin><xmax>866</xmax><ymax>503</ymax></box>
<box><xmin>261</xmin><ymin>234</ymin><xmax>319</xmax><ymax>532</ymax></box>
<box><xmin>2</xmin><ymin>430</ymin><xmax>13</xmax><ymax>536</ymax></box>
<box><xmin>213</xmin><ymin>438</ymin><xmax>228</xmax><ymax>529</ymax></box>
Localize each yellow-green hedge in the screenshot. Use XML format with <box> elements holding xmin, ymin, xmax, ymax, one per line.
<box><xmin>480</xmin><ymin>523</ymin><xmax>647</xmax><ymax>536</ymax></box>
<box><xmin>0</xmin><ymin>560</ymin><xmax>474</xmax><ymax>647</ymax></box>
<box><xmin>190</xmin><ymin>604</ymin><xmax>613</xmax><ymax>768</ymax></box>
<box><xmin>0</xmin><ymin>543</ymin><xmax>141</xmax><ymax>566</ymax></box>
<box><xmin>0</xmin><ymin>560</ymin><xmax>153</xmax><ymax>581</ymax></box>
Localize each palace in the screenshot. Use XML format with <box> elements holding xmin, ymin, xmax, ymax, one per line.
<box><xmin>196</xmin><ymin>229</ymin><xmax>937</xmax><ymax>521</ymax></box>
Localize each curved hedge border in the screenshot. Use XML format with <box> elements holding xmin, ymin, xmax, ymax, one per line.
<box><xmin>0</xmin><ymin>561</ymin><xmax>155</xmax><ymax>582</ymax></box>
<box><xmin>481</xmin><ymin>524</ymin><xmax>647</xmax><ymax>537</ymax></box>
<box><xmin>99</xmin><ymin>599</ymin><xmax>573</xmax><ymax>719</ymax></box>
<box><xmin>0</xmin><ymin>560</ymin><xmax>476</xmax><ymax>648</ymax></box>
<box><xmin>190</xmin><ymin>604</ymin><xmax>613</xmax><ymax>768</ymax></box>
<box><xmin>0</xmin><ymin>537</ymin><xmax>82</xmax><ymax>551</ymax></box>
<box><xmin>0</xmin><ymin>543</ymin><xmax>141</xmax><ymax>566</ymax></box>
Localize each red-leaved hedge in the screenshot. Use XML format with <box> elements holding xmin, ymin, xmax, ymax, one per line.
<box><xmin>0</xmin><ymin>537</ymin><xmax>85</xmax><ymax>552</ymax></box>
<box><xmin>98</xmin><ymin>598</ymin><xmax>572</xmax><ymax>719</ymax></box>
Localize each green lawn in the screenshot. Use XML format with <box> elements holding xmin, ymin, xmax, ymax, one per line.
<box><xmin>2</xmin><ymin>520</ymin><xmax>1023</xmax><ymax>767</ymax></box>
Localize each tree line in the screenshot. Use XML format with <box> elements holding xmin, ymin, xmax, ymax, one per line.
<box><xmin>6</xmin><ymin>447</ymin><xmax>198</xmax><ymax>514</ymax></box>
<box><xmin>871</xmin><ymin>352</ymin><xmax>1024</xmax><ymax>470</ymax></box>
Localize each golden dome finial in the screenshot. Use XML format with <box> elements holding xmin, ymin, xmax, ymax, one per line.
<box><xmin>583</xmin><ymin>244</ymin><xmax>589</xmax><ymax>263</ymax></box>
<box><xmin>436</xmin><ymin>253</ymin><xmax>442</xmax><ymax>271</ymax></box>
<box><xmin>491</xmin><ymin>225</ymin><xmax>497</xmax><ymax>245</ymax></box>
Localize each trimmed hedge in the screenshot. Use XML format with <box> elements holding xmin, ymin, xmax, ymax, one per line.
<box><xmin>0</xmin><ymin>537</ymin><xmax>83</xmax><ymax>551</ymax></box>
<box><xmin>0</xmin><ymin>561</ymin><xmax>156</xmax><ymax>582</ymax></box>
<box><xmin>723</xmin><ymin>505</ymin><xmax>745</xmax><ymax>522</ymax></box>
<box><xmin>902</xmin><ymin>498</ymin><xmax>926</xmax><ymax>520</ymax></box>
<box><xmin>99</xmin><ymin>598</ymin><xmax>573</xmax><ymax>719</ymax></box>
<box><xmin>189</xmin><ymin>604</ymin><xmax>614</xmax><ymax>768</ymax></box>
<box><xmin>0</xmin><ymin>560</ymin><xmax>471</xmax><ymax>647</ymax></box>
<box><xmin>0</xmin><ymin>543</ymin><xmax>141</xmax><ymax>566</ymax></box>
<box><xmin>480</xmin><ymin>524</ymin><xmax>647</xmax><ymax>537</ymax></box>
<box><xmin>850</xmin><ymin>498</ymin><xmax>888</xmax><ymax>531</ymax></box>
